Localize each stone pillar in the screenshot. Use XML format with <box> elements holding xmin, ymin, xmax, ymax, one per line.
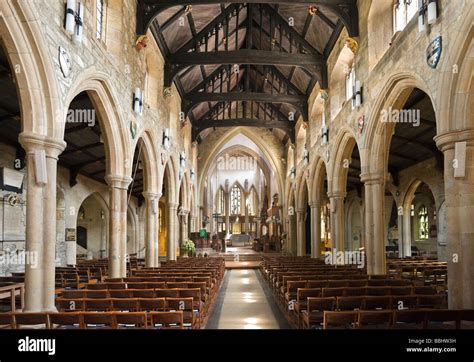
<box><xmin>296</xmin><ymin>209</ymin><xmax>306</xmax><ymax>256</ymax></box>
<box><xmin>105</xmin><ymin>175</ymin><xmax>131</xmax><ymax>278</ymax></box>
<box><xmin>435</xmin><ymin>130</ymin><xmax>474</xmax><ymax>309</ymax></box>
<box><xmin>397</xmin><ymin>212</ymin><xmax>404</xmax><ymax>257</ymax></box>
<box><xmin>143</xmin><ymin>192</ymin><xmax>160</xmax><ymax>267</ymax></box>
<box><xmin>167</xmin><ymin>203</ymin><xmax>178</xmax><ymax>261</ymax></box>
<box><xmin>309</xmin><ymin>202</ymin><xmax>321</xmax><ymax>259</ymax></box>
<box><xmin>288</xmin><ymin>214</ymin><xmax>296</xmax><ymax>255</ymax></box>
<box><xmin>19</xmin><ymin>133</ymin><xmax>66</xmax><ymax>312</ymax></box>
<box><xmin>244</xmin><ymin>193</ymin><xmax>249</xmax><ymax>234</ymax></box>
<box><xmin>179</xmin><ymin>209</ymin><xmax>190</xmax><ymax>246</ymax></box>
<box><xmin>329</xmin><ymin>194</ymin><xmax>345</xmax><ymax>252</ymax></box>
<box><xmin>224</xmin><ymin>192</ymin><xmax>230</xmax><ymax>235</ymax></box>
<box><xmin>361</xmin><ymin>173</ymin><xmax>386</xmax><ymax>275</ymax></box>
<box><xmin>401</xmin><ymin>206</ymin><xmax>412</xmax><ymax>257</ymax></box>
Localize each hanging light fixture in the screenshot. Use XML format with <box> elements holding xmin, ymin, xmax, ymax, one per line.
<box><xmin>190</xmin><ymin>168</ymin><xmax>196</xmax><ymax>181</ymax></box>
<box><xmin>352</xmin><ymin>80</ymin><xmax>363</xmax><ymax>108</ymax></box>
<box><xmin>179</xmin><ymin>152</ymin><xmax>187</xmax><ymax>168</ymax></box>
<box><xmin>427</xmin><ymin>0</ymin><xmax>438</xmax><ymax>24</ymax></box>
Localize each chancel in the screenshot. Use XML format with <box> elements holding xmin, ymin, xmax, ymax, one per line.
<box><xmin>0</xmin><ymin>0</ymin><xmax>472</xmax><ymax>336</ymax></box>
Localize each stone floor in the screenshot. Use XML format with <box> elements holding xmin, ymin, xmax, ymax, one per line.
<box><xmin>206</xmin><ymin>269</ymin><xmax>290</xmax><ymax>329</ymax></box>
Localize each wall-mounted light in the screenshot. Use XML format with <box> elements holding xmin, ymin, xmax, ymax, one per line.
<box><xmin>321</xmin><ymin>126</ymin><xmax>329</xmax><ymax>145</ymax></box>
<box><xmin>190</xmin><ymin>168</ymin><xmax>195</xmax><ymax>181</ymax></box>
<box><xmin>290</xmin><ymin>167</ymin><xmax>296</xmax><ymax>180</ymax></box>
<box><xmin>303</xmin><ymin>149</ymin><xmax>309</xmax><ymax>166</ymax></box>
<box><xmin>418</xmin><ymin>0</ymin><xmax>438</xmax><ymax>33</ymax></box>
<box><xmin>352</xmin><ymin>80</ymin><xmax>363</xmax><ymax>108</ymax></box>
<box><xmin>179</xmin><ymin>152</ymin><xmax>186</xmax><ymax>168</ymax></box>
<box><xmin>162</xmin><ymin>129</ymin><xmax>170</xmax><ymax>150</ymax></box>
<box><xmin>133</xmin><ymin>88</ymin><xmax>143</xmax><ymax>115</ymax></box>
<box><xmin>65</xmin><ymin>0</ymin><xmax>84</xmax><ymax>44</ymax></box>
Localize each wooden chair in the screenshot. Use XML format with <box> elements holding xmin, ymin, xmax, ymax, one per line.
<box><xmin>0</xmin><ymin>313</ymin><xmax>13</xmax><ymax>329</ymax></box>
<box><xmin>425</xmin><ymin>310</ymin><xmax>458</xmax><ymax>329</ymax></box>
<box><xmin>294</xmin><ymin>288</ymin><xmax>321</xmax><ymax>327</ymax></box>
<box><xmin>390</xmin><ymin>286</ymin><xmax>413</xmax><ymax>296</ymax></box>
<box><xmin>323</xmin><ymin>311</ymin><xmax>358</xmax><ymax>329</ymax></box>
<box><xmin>84</xmin><ymin>298</ymin><xmax>111</xmax><ymax>312</ymax></box>
<box><xmin>155</xmin><ymin>289</ymin><xmax>180</xmax><ymax>298</ymax></box>
<box><xmin>366</xmin><ymin>287</ymin><xmax>391</xmax><ymax>296</ymax></box>
<box><xmin>347</xmin><ymin>280</ymin><xmax>367</xmax><ymax>287</ymax></box>
<box><xmin>322</xmin><ymin>288</ymin><xmax>344</xmax><ymax>297</ymax></box>
<box><xmin>150</xmin><ymin>311</ymin><xmax>184</xmax><ymax>329</ymax></box>
<box><xmin>362</xmin><ymin>296</ymin><xmax>391</xmax><ymax>310</ymax></box>
<box><xmin>132</xmin><ymin>290</ymin><xmax>155</xmax><ymax>298</ymax></box>
<box><xmin>344</xmin><ymin>287</ymin><xmax>366</xmax><ymax>296</ymax></box>
<box><xmin>127</xmin><ymin>282</ymin><xmax>149</xmax><ymax>290</ymax></box>
<box><xmin>167</xmin><ymin>282</ymin><xmax>189</xmax><ymax>289</ymax></box>
<box><xmin>301</xmin><ymin>297</ymin><xmax>336</xmax><ymax>329</ymax></box>
<box><xmin>358</xmin><ymin>310</ymin><xmax>392</xmax><ymax>329</ymax></box>
<box><xmin>414</xmin><ymin>286</ymin><xmax>437</xmax><ymax>295</ymax></box>
<box><xmin>82</xmin><ymin>312</ymin><xmax>116</xmax><ymax>329</ymax></box>
<box><xmin>393</xmin><ymin>310</ymin><xmax>426</xmax><ymax>329</ymax></box>
<box><xmin>49</xmin><ymin>312</ymin><xmax>83</xmax><ymax>329</ymax></box>
<box><xmin>327</xmin><ymin>280</ymin><xmax>347</xmax><ymax>288</ymax></box>
<box><xmin>147</xmin><ymin>282</ymin><xmax>166</xmax><ymax>289</ymax></box>
<box><xmin>110</xmin><ymin>298</ymin><xmax>138</xmax><ymax>312</ymax></box>
<box><xmin>337</xmin><ymin>296</ymin><xmax>364</xmax><ymax>311</ymax></box>
<box><xmin>391</xmin><ymin>295</ymin><xmax>418</xmax><ymax>310</ymax></box>
<box><xmin>417</xmin><ymin>295</ymin><xmax>445</xmax><ymax>309</ymax></box>
<box><xmin>115</xmin><ymin>312</ymin><xmax>147</xmax><ymax>329</ymax></box>
<box><xmin>14</xmin><ymin>313</ymin><xmax>49</xmax><ymax>329</ymax></box>
<box><xmin>166</xmin><ymin>297</ymin><xmax>197</xmax><ymax>329</ymax></box>
<box><xmin>459</xmin><ymin>310</ymin><xmax>474</xmax><ymax>329</ymax></box>
<box><xmin>108</xmin><ymin>290</ymin><xmax>133</xmax><ymax>298</ymax></box>
<box><xmin>56</xmin><ymin>298</ymin><xmax>85</xmax><ymax>312</ymax></box>
<box><xmin>62</xmin><ymin>290</ymin><xmax>85</xmax><ymax>299</ymax></box>
<box><xmin>86</xmin><ymin>290</ymin><xmax>109</xmax><ymax>299</ymax></box>
<box><xmin>138</xmin><ymin>298</ymin><xmax>166</xmax><ymax>312</ymax></box>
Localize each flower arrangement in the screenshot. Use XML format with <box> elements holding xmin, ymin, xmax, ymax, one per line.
<box><xmin>183</xmin><ymin>240</ymin><xmax>196</xmax><ymax>255</ymax></box>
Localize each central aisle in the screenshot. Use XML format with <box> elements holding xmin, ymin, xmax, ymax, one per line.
<box><xmin>206</xmin><ymin>269</ymin><xmax>290</xmax><ymax>329</ymax></box>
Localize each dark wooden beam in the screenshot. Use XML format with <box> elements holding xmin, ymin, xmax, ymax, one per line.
<box><xmin>137</xmin><ymin>0</ymin><xmax>358</xmax><ymax>37</ymax></box>
<box><xmin>183</xmin><ymin>91</ymin><xmax>307</xmax><ymax>119</ymax></box>
<box><xmin>192</xmin><ymin>118</ymin><xmax>294</xmax><ymax>141</ymax></box>
<box><xmin>165</xmin><ymin>50</ymin><xmax>323</xmax><ymax>87</ymax></box>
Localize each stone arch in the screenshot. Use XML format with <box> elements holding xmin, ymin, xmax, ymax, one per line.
<box><xmin>0</xmin><ymin>1</ymin><xmax>60</xmax><ymax>138</ymax></box>
<box><xmin>197</xmin><ymin>128</ymin><xmax>284</xmax><ymax>210</ymax></box>
<box><xmin>160</xmin><ymin>156</ymin><xmax>178</xmax><ymax>205</ymax></box>
<box><xmin>64</xmin><ymin>70</ymin><xmax>129</xmax><ymax>178</ymax></box>
<box><xmin>364</xmin><ymin>72</ymin><xmax>433</xmax><ymax>176</ymax></box>
<box><xmin>308</xmin><ymin>157</ymin><xmax>329</xmax><ymax>204</ymax></box>
<box><xmin>330</xmin><ymin>127</ymin><xmax>360</xmax><ymax>196</ymax></box>
<box><xmin>133</xmin><ymin>129</ymin><xmax>160</xmax><ymax>195</ymax></box>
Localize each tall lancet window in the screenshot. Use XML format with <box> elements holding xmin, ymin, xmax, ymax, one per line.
<box><xmin>231</xmin><ymin>185</ymin><xmax>241</xmax><ymax>215</ymax></box>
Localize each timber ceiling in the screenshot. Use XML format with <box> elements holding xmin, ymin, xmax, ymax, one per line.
<box><xmin>137</xmin><ymin>1</ymin><xmax>359</xmax><ymax>143</ymax></box>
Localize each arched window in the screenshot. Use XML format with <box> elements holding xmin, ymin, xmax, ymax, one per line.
<box><xmin>96</xmin><ymin>0</ymin><xmax>105</xmax><ymax>40</ymax></box>
<box><xmin>394</xmin><ymin>0</ymin><xmax>418</xmax><ymax>33</ymax></box>
<box><xmin>231</xmin><ymin>185</ymin><xmax>241</xmax><ymax>215</ymax></box>
<box><xmin>418</xmin><ymin>206</ymin><xmax>429</xmax><ymax>239</ymax></box>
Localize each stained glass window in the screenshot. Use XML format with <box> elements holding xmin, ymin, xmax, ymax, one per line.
<box><xmin>418</xmin><ymin>206</ymin><xmax>429</xmax><ymax>239</ymax></box>
<box><xmin>231</xmin><ymin>185</ymin><xmax>241</xmax><ymax>215</ymax></box>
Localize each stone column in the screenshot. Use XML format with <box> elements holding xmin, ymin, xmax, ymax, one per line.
<box><xmin>397</xmin><ymin>212</ymin><xmax>404</xmax><ymax>257</ymax></box>
<box><xmin>224</xmin><ymin>192</ymin><xmax>230</xmax><ymax>235</ymax></box>
<box><xmin>167</xmin><ymin>203</ymin><xmax>178</xmax><ymax>261</ymax></box>
<box><xmin>309</xmin><ymin>202</ymin><xmax>321</xmax><ymax>259</ymax></box>
<box><xmin>180</xmin><ymin>209</ymin><xmax>190</xmax><ymax>246</ymax></box>
<box><xmin>435</xmin><ymin>130</ymin><xmax>474</xmax><ymax>309</ymax></box>
<box><xmin>361</xmin><ymin>173</ymin><xmax>386</xmax><ymax>275</ymax></box>
<box><xmin>105</xmin><ymin>175</ymin><xmax>131</xmax><ymax>278</ymax></box>
<box><xmin>329</xmin><ymin>194</ymin><xmax>345</xmax><ymax>252</ymax></box>
<box><xmin>143</xmin><ymin>192</ymin><xmax>160</xmax><ymax>267</ymax></box>
<box><xmin>295</xmin><ymin>209</ymin><xmax>306</xmax><ymax>256</ymax></box>
<box><xmin>401</xmin><ymin>206</ymin><xmax>412</xmax><ymax>257</ymax></box>
<box><xmin>244</xmin><ymin>193</ymin><xmax>249</xmax><ymax>234</ymax></box>
<box><xmin>19</xmin><ymin>133</ymin><xmax>66</xmax><ymax>312</ymax></box>
<box><xmin>288</xmin><ymin>214</ymin><xmax>296</xmax><ymax>255</ymax></box>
